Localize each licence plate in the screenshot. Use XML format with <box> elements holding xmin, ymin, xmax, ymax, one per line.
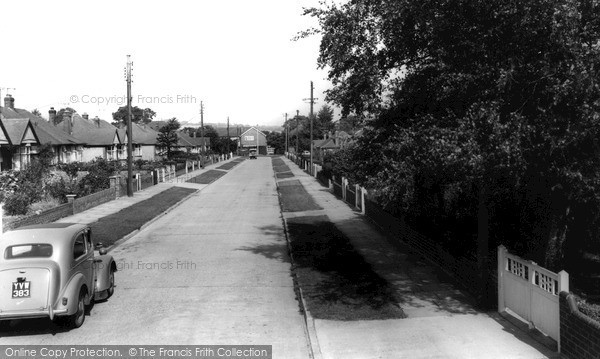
<box><xmin>12</xmin><ymin>281</ymin><xmax>31</xmax><ymax>298</ymax></box>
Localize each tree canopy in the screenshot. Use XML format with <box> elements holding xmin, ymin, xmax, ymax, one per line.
<box><xmin>112</xmin><ymin>106</ymin><xmax>156</xmax><ymax>127</ymax></box>
<box><xmin>305</xmin><ymin>0</ymin><xmax>600</xmax><ymax>272</ymax></box>
<box><xmin>156</xmin><ymin>118</ymin><xmax>181</xmax><ymax>159</ymax></box>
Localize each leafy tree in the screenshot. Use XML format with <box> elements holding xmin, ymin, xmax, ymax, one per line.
<box><xmin>156</xmin><ymin>118</ymin><xmax>181</xmax><ymax>159</ymax></box>
<box><xmin>305</xmin><ymin>0</ymin><xmax>600</xmax><ymax>289</ymax></box>
<box><xmin>336</xmin><ymin>114</ymin><xmax>360</xmax><ymax>133</ymax></box>
<box><xmin>53</xmin><ymin>107</ymin><xmax>77</xmax><ymax>125</ymax></box>
<box><xmin>316</xmin><ymin>105</ymin><xmax>335</xmax><ymax>137</ymax></box>
<box><xmin>31</xmin><ymin>109</ymin><xmax>42</xmax><ymax>117</ymax></box>
<box><xmin>266</xmin><ymin>131</ymin><xmax>285</xmax><ymax>154</ymax></box>
<box><xmin>112</xmin><ymin>106</ymin><xmax>156</xmax><ymax>127</ymax></box>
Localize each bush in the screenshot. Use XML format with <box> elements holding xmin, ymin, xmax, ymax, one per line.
<box><xmin>4</xmin><ymin>192</ymin><xmax>32</xmax><ymax>216</ymax></box>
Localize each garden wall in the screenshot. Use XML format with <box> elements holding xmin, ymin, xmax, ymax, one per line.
<box><xmin>560</xmin><ymin>292</ymin><xmax>600</xmax><ymax>358</ymax></box>
<box><xmin>3</xmin><ymin>203</ymin><xmax>73</xmax><ymax>231</ymax></box>
<box><xmin>73</xmin><ymin>187</ymin><xmax>117</xmax><ymax>213</ymax></box>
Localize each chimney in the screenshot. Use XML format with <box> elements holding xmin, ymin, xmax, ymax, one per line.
<box><xmin>63</xmin><ymin>110</ymin><xmax>72</xmax><ymax>135</ymax></box>
<box><xmin>49</xmin><ymin>107</ymin><xmax>57</xmax><ymax>124</ymax></box>
<box><xmin>93</xmin><ymin>116</ymin><xmax>101</xmax><ymax>128</ymax></box>
<box><xmin>4</xmin><ymin>94</ymin><xmax>14</xmax><ymax>109</ymax></box>
<box><xmin>82</xmin><ymin>113</ymin><xmax>89</xmax><ymax>120</ymax></box>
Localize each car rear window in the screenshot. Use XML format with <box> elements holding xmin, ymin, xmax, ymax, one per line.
<box><xmin>5</xmin><ymin>244</ymin><xmax>53</xmax><ymax>259</ymax></box>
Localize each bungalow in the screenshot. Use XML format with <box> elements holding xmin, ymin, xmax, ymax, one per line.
<box><xmin>117</xmin><ymin>123</ymin><xmax>163</xmax><ymax>161</ymax></box>
<box><xmin>0</xmin><ymin>118</ymin><xmax>38</xmax><ymax>171</ymax></box>
<box><xmin>65</xmin><ymin>112</ymin><xmax>122</xmax><ymax>162</ymax></box>
<box><xmin>0</xmin><ymin>95</ymin><xmax>83</xmax><ymax>170</ymax></box>
<box><xmin>312</xmin><ymin>137</ymin><xmax>340</xmax><ymax>162</ymax></box>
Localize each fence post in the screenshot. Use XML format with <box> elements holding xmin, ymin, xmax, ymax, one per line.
<box><xmin>185</xmin><ymin>161</ymin><xmax>189</xmax><ymax>175</ymax></box>
<box><xmin>0</xmin><ymin>202</ymin><xmax>3</xmax><ymax>236</ymax></box>
<box><xmin>162</xmin><ymin>168</ymin><xmax>166</xmax><ymax>182</ymax></box>
<box><xmin>361</xmin><ymin>187</ymin><xmax>367</xmax><ymax>214</ymax></box>
<box><xmin>342</xmin><ymin>177</ymin><xmax>347</xmax><ymax>201</ymax></box>
<box><xmin>136</xmin><ymin>173</ymin><xmax>141</xmax><ymax>191</ymax></box>
<box><xmin>355</xmin><ymin>184</ymin><xmax>360</xmax><ymax>208</ymax></box>
<box><xmin>497</xmin><ymin>245</ymin><xmax>507</xmax><ymax>314</ymax></box>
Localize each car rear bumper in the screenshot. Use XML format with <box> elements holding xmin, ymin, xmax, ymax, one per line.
<box><xmin>0</xmin><ymin>308</ymin><xmax>68</xmax><ymax>320</ymax></box>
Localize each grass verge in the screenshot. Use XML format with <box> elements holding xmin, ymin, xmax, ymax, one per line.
<box><xmin>187</xmin><ymin>170</ymin><xmax>227</xmax><ymax>184</ymax></box>
<box><xmin>217</xmin><ymin>158</ymin><xmax>245</xmax><ymax>170</ymax></box>
<box><xmin>91</xmin><ymin>186</ymin><xmax>196</xmax><ymax>247</ymax></box>
<box><xmin>286</xmin><ymin>215</ymin><xmax>405</xmax><ymax>320</ymax></box>
<box><xmin>278</xmin><ymin>180</ymin><xmax>322</xmax><ymax>212</ymax></box>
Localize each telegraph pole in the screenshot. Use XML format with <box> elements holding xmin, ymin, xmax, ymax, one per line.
<box><xmin>227</xmin><ymin>116</ymin><xmax>230</xmax><ymax>155</ymax></box>
<box><xmin>200</xmin><ymin>101</ymin><xmax>205</xmax><ymax>168</ymax></box>
<box><xmin>126</xmin><ymin>55</ymin><xmax>133</xmax><ymax>197</ymax></box>
<box><xmin>295</xmin><ymin>110</ymin><xmax>299</xmax><ymax>155</ymax></box>
<box><xmin>284</xmin><ymin>113</ymin><xmax>288</xmax><ymax>154</ymax></box>
<box><xmin>303</xmin><ymin>81</ymin><xmax>318</xmax><ymax>172</ymax></box>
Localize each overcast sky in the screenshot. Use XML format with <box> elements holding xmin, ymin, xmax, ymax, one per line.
<box><xmin>0</xmin><ymin>0</ymin><xmax>333</xmax><ymax>127</ymax></box>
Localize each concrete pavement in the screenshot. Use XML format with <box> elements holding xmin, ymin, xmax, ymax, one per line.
<box><xmin>56</xmin><ymin>159</ymin><xmax>230</xmax><ymax>226</ymax></box>
<box><xmin>278</xmin><ymin>156</ymin><xmax>560</xmax><ymax>359</ymax></box>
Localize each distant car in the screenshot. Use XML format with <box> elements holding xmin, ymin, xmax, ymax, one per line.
<box><xmin>0</xmin><ymin>223</ymin><xmax>117</xmax><ymax>329</ymax></box>
<box><xmin>249</xmin><ymin>150</ymin><xmax>257</xmax><ymax>159</ymax></box>
<box><xmin>302</xmin><ymin>150</ymin><xmax>311</xmax><ymax>157</ymax></box>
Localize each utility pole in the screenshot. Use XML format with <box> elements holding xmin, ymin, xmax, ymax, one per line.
<box><xmin>295</xmin><ymin>110</ymin><xmax>299</xmax><ymax>155</ymax></box>
<box><xmin>284</xmin><ymin>113</ymin><xmax>288</xmax><ymax>154</ymax></box>
<box><xmin>200</xmin><ymin>101</ymin><xmax>204</xmax><ymax>168</ymax></box>
<box><xmin>227</xmin><ymin>116</ymin><xmax>230</xmax><ymax>155</ymax></box>
<box><xmin>125</xmin><ymin>55</ymin><xmax>133</xmax><ymax>197</ymax></box>
<box><xmin>303</xmin><ymin>81</ymin><xmax>318</xmax><ymax>172</ymax></box>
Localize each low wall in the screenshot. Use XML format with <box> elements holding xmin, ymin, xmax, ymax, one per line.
<box><xmin>560</xmin><ymin>292</ymin><xmax>600</xmax><ymax>358</ymax></box>
<box><xmin>73</xmin><ymin>187</ymin><xmax>117</xmax><ymax>213</ymax></box>
<box><xmin>4</xmin><ymin>203</ymin><xmax>73</xmax><ymax>231</ymax></box>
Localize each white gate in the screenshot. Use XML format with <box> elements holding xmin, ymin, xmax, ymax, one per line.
<box><xmin>497</xmin><ymin>245</ymin><xmax>568</xmax><ymax>347</ymax></box>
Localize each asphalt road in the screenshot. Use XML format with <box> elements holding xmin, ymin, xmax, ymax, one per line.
<box><xmin>0</xmin><ymin>157</ymin><xmax>311</xmax><ymax>358</ymax></box>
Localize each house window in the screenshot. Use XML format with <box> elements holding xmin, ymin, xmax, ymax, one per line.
<box><xmin>135</xmin><ymin>144</ymin><xmax>142</xmax><ymax>157</ymax></box>
<box><xmin>244</xmin><ymin>135</ymin><xmax>255</xmax><ymax>141</ymax></box>
<box><xmin>21</xmin><ymin>145</ymin><xmax>31</xmax><ymax>168</ymax></box>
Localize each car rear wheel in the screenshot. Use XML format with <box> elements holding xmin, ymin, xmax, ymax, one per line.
<box><xmin>106</xmin><ymin>268</ymin><xmax>115</xmax><ymax>298</ymax></box>
<box><xmin>67</xmin><ymin>289</ymin><xmax>86</xmax><ymax>329</ymax></box>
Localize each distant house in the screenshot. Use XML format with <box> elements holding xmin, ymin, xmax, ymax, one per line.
<box><xmin>312</xmin><ymin>137</ymin><xmax>340</xmax><ymax>162</ymax></box>
<box><xmin>0</xmin><ymin>95</ymin><xmax>83</xmax><ymax>170</ymax></box>
<box><xmin>118</xmin><ymin>123</ymin><xmax>163</xmax><ymax>161</ymax></box>
<box><xmin>175</xmin><ymin>132</ymin><xmax>210</xmax><ymax>155</ymax></box>
<box><xmin>239</xmin><ymin>127</ymin><xmax>267</xmax><ymax>155</ymax></box>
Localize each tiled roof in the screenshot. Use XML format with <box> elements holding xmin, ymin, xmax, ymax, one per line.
<box><xmin>1</xmin><ymin>106</ymin><xmax>82</xmax><ymax>145</ymax></box>
<box><xmin>69</xmin><ymin>114</ymin><xmax>117</xmax><ymax>146</ymax></box>
<box><xmin>2</xmin><ymin>119</ymin><xmax>35</xmax><ymax>145</ymax></box>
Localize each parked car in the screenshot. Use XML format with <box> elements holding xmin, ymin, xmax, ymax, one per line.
<box><xmin>249</xmin><ymin>150</ymin><xmax>257</xmax><ymax>159</ymax></box>
<box><xmin>0</xmin><ymin>223</ymin><xmax>117</xmax><ymax>329</ymax></box>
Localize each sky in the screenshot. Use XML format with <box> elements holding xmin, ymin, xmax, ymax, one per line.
<box><xmin>0</xmin><ymin>0</ymin><xmax>335</xmax><ymax>128</ymax></box>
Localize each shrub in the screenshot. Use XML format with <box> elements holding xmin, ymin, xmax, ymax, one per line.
<box><xmin>4</xmin><ymin>192</ymin><xmax>32</xmax><ymax>216</ymax></box>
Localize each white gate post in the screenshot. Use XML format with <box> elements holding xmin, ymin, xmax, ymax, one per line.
<box><xmin>361</xmin><ymin>187</ymin><xmax>367</xmax><ymax>214</ymax></box>
<box><xmin>497</xmin><ymin>245</ymin><xmax>507</xmax><ymax>314</ymax></box>
<box><xmin>0</xmin><ymin>202</ymin><xmax>3</xmax><ymax>236</ymax></box>
<box><xmin>162</xmin><ymin>168</ymin><xmax>166</xmax><ymax>182</ymax></box>
<box><xmin>355</xmin><ymin>184</ymin><xmax>360</xmax><ymax>208</ymax></box>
